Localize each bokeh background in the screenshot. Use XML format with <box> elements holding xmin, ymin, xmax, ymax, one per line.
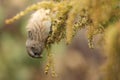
<box><xmin>0</xmin><ymin>0</ymin><xmax>120</xmax><ymax>80</ymax></box>
<box><xmin>0</xmin><ymin>0</ymin><xmax>45</xmax><ymax>80</ymax></box>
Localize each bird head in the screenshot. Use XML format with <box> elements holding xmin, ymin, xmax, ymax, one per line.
<box><xmin>26</xmin><ymin>8</ymin><xmax>51</xmax><ymax>58</ymax></box>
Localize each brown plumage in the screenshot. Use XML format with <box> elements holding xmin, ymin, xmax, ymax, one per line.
<box><xmin>26</xmin><ymin>8</ymin><xmax>52</xmax><ymax>58</ymax></box>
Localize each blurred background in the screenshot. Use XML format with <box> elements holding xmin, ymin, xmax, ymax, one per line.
<box><xmin>0</xmin><ymin>0</ymin><xmax>46</xmax><ymax>80</ymax></box>
<box><xmin>0</xmin><ymin>0</ymin><xmax>120</xmax><ymax>80</ymax></box>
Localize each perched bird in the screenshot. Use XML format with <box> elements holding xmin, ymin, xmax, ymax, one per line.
<box><xmin>26</xmin><ymin>8</ymin><xmax>52</xmax><ymax>58</ymax></box>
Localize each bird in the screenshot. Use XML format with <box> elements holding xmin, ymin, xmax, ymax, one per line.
<box><xmin>26</xmin><ymin>8</ymin><xmax>52</xmax><ymax>58</ymax></box>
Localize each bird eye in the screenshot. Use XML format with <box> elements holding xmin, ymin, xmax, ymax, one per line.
<box><xmin>31</xmin><ymin>46</ymin><xmax>36</xmax><ymax>51</ymax></box>
<box><xmin>28</xmin><ymin>31</ymin><xmax>34</xmax><ymax>40</ymax></box>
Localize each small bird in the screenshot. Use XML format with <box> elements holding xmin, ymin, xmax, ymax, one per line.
<box><xmin>26</xmin><ymin>8</ymin><xmax>52</xmax><ymax>58</ymax></box>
